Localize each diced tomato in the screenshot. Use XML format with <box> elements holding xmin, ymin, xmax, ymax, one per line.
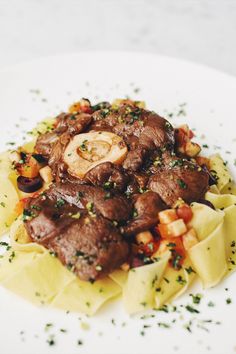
<box><xmin>176</xmin><ymin>204</ymin><xmax>193</xmax><ymax>223</ymax></box>
<box><xmin>157</xmin><ymin>224</ymin><xmax>170</xmax><ymax>238</ymax></box>
<box><xmin>80</xmin><ymin>105</ymin><xmax>93</xmax><ymax>114</ymax></box>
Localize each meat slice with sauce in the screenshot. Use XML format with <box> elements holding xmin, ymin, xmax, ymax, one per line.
<box><xmin>91</xmin><ymin>105</ymin><xmax>175</xmax><ymax>172</ymax></box>
<box><xmin>121</xmin><ymin>191</ymin><xmax>166</xmax><ymax>236</ymax></box>
<box><xmin>148</xmin><ymin>153</ymin><xmax>209</xmax><ymax>206</ymax></box>
<box><xmin>24</xmin><ymin>186</ymin><xmax>129</xmax><ymax>281</ymax></box>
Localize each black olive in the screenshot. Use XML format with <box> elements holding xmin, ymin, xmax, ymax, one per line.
<box><xmin>17</xmin><ymin>176</ymin><xmax>43</xmax><ymax>193</ymax></box>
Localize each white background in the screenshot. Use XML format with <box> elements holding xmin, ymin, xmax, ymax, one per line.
<box><xmin>0</xmin><ymin>0</ymin><xmax>236</xmax><ymax>75</ymax></box>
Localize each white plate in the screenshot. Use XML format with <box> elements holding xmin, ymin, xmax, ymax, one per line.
<box><xmin>0</xmin><ymin>52</ymin><xmax>236</xmax><ymax>354</ymax></box>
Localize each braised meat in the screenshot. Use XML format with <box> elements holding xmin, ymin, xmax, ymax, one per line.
<box><xmin>24</xmin><ymin>187</ymin><xmax>129</xmax><ymax>281</ymax></box>
<box><xmin>148</xmin><ymin>153</ymin><xmax>209</xmax><ymax>206</ymax></box>
<box><xmin>91</xmin><ymin>105</ymin><xmax>175</xmax><ymax>172</ymax></box>
<box><xmin>48</xmin><ymin>183</ymin><xmax>132</xmax><ymax>222</ymax></box>
<box><xmin>35</xmin><ymin>112</ymin><xmax>92</xmax><ymax>160</ymax></box>
<box><xmin>122</xmin><ymin>191</ymin><xmax>166</xmax><ymax>236</ymax></box>
<box><xmin>49</xmin><ymin>215</ymin><xmax>129</xmax><ymax>281</ymax></box>
<box><xmin>84</xmin><ymin>162</ymin><xmax>130</xmax><ymax>193</ymax></box>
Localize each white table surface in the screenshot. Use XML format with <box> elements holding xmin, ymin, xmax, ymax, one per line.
<box><xmin>0</xmin><ymin>0</ymin><xmax>236</xmax><ymax>75</ymax></box>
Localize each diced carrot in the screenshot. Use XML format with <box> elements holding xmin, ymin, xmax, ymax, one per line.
<box><xmin>14</xmin><ymin>200</ymin><xmax>24</xmax><ymax>216</ymax></box>
<box><xmin>157</xmin><ymin>224</ymin><xmax>170</xmax><ymax>238</ymax></box>
<box><xmin>14</xmin><ymin>197</ymin><xmax>30</xmax><ymax>216</ymax></box>
<box><xmin>159</xmin><ymin>209</ymin><xmax>178</xmax><ymax>224</ymax></box>
<box><xmin>182</xmin><ymin>228</ymin><xmax>198</xmax><ymax>250</ymax></box>
<box><xmin>17</xmin><ymin>155</ymin><xmax>41</xmax><ymax>178</ymax></box>
<box><xmin>69</xmin><ymin>101</ymin><xmax>81</xmax><ymax>113</ymax></box>
<box><xmin>177</xmin><ymin>204</ymin><xmax>193</xmax><ymax>223</ymax></box>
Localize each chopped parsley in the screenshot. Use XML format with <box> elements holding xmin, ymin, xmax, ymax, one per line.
<box><xmin>185</xmin><ymin>266</ymin><xmax>196</xmax><ymax>274</ymax></box>
<box><xmin>176</xmin><ymin>275</ymin><xmax>186</xmax><ymax>285</ymax></box>
<box><xmin>185</xmin><ymin>305</ymin><xmax>200</xmax><ymax>314</ymax></box>
<box><xmin>190</xmin><ymin>293</ymin><xmax>202</xmax><ymax>304</ymax></box>
<box><xmin>0</xmin><ymin>241</ymin><xmax>11</xmax><ymax>251</ymax></box>
<box><xmin>177</xmin><ymin>179</ymin><xmax>187</xmax><ymax>189</ymax></box>
<box><xmin>55</xmin><ymin>198</ymin><xmax>65</xmax><ymax>208</ymax></box>
<box><xmin>158</xmin><ymin>322</ymin><xmax>171</xmax><ymax>329</ymax></box>
<box><xmin>8</xmin><ymin>251</ymin><xmax>15</xmax><ymax>263</ymax></box>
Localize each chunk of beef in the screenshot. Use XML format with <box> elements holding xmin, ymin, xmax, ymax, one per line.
<box><xmin>24</xmin><ymin>190</ymin><xmax>129</xmax><ymax>281</ymax></box>
<box><xmin>84</xmin><ymin>162</ymin><xmax>130</xmax><ymax>193</ymax></box>
<box><xmin>48</xmin><ymin>183</ymin><xmax>132</xmax><ymax>222</ymax></box>
<box><xmin>49</xmin><ymin>215</ymin><xmax>129</xmax><ymax>281</ymax></box>
<box><xmin>24</xmin><ymin>194</ymin><xmax>81</xmax><ymax>244</ymax></box>
<box><xmin>35</xmin><ymin>131</ymin><xmax>59</xmax><ymax>157</ymax></box>
<box><xmin>148</xmin><ymin>154</ymin><xmax>209</xmax><ymax>206</ymax></box>
<box><xmin>91</xmin><ymin>105</ymin><xmax>174</xmax><ymax>171</ymax></box>
<box><xmin>121</xmin><ymin>191</ymin><xmax>166</xmax><ymax>236</ymax></box>
<box><xmin>123</xmin><ymin>147</ymin><xmax>149</xmax><ymax>171</ymax></box>
<box><xmin>35</xmin><ymin>112</ymin><xmax>92</xmax><ymax>160</ymax></box>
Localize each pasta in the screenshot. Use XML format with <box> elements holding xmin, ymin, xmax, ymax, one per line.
<box><xmin>122</xmin><ymin>252</ymin><xmax>170</xmax><ymax>313</ymax></box>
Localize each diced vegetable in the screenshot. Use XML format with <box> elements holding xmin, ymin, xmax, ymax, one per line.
<box><xmin>16</xmin><ymin>155</ymin><xmax>41</xmax><ymax>178</ymax></box>
<box><xmin>159</xmin><ymin>209</ymin><xmax>178</xmax><ymax>224</ymax></box>
<box><xmin>69</xmin><ymin>99</ymin><xmax>92</xmax><ymax>114</ymax></box>
<box><xmin>158</xmin><ymin>219</ymin><xmax>187</xmax><ymax>238</ymax></box>
<box><xmin>182</xmin><ymin>228</ymin><xmax>198</xmax><ymax>250</ymax></box>
<box><xmin>152</xmin><ymin>238</ymin><xmax>185</xmax><ymax>270</ymax></box>
<box><xmin>121</xmin><ymin>263</ymin><xmax>130</xmax><ymax>272</ymax></box>
<box><xmin>177</xmin><ymin>204</ymin><xmax>193</xmax><ymax>223</ymax></box>
<box><xmin>175</xmin><ymin>124</ymin><xmax>201</xmax><ymax>157</ymax></box>
<box><xmin>141</xmin><ymin>240</ymin><xmax>160</xmax><ymax>257</ymax></box>
<box><xmin>184</xmin><ymin>141</ymin><xmax>201</xmax><ymax>157</ymax></box>
<box><xmin>14</xmin><ymin>200</ymin><xmax>24</xmax><ymax>217</ymax></box>
<box><xmin>39</xmin><ymin>166</ymin><xmax>53</xmax><ymax>184</ymax></box>
<box><xmin>136</xmin><ymin>231</ymin><xmax>153</xmax><ymax>245</ymax></box>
